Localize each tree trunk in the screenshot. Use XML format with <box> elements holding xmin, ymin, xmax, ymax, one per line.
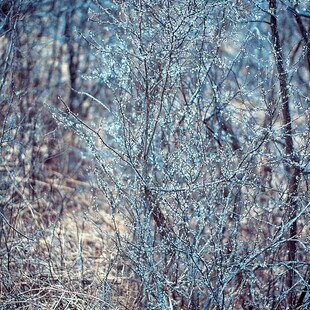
<box><xmin>269</xmin><ymin>1</ymin><xmax>302</xmax><ymax>307</ymax></box>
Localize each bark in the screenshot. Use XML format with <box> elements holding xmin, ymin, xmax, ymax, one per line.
<box><xmin>269</xmin><ymin>0</ymin><xmax>302</xmax><ymax>306</ymax></box>
<box><xmin>289</xmin><ymin>6</ymin><xmax>310</xmax><ymax>71</ymax></box>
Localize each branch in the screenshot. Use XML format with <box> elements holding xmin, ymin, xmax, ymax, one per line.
<box><xmin>287</xmin><ymin>6</ymin><xmax>310</xmax><ymax>70</ymax></box>
<box><xmin>288</xmin><ymin>6</ymin><xmax>310</xmax><ymax>19</ymax></box>
<box><xmin>57</xmin><ymin>96</ymin><xmax>146</xmax><ymax>185</ymax></box>
<box><xmin>0</xmin><ymin>210</ymin><xmax>34</xmax><ymax>241</ymax></box>
<box><xmin>71</xmin><ymin>89</ymin><xmax>111</xmax><ymax>112</ymax></box>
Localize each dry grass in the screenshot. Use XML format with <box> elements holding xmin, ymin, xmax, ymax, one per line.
<box><xmin>0</xmin><ymin>127</ymin><xmax>135</xmax><ymax>309</ymax></box>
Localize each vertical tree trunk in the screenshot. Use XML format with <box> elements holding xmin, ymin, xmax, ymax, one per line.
<box><xmin>269</xmin><ymin>0</ymin><xmax>302</xmax><ymax>307</ymax></box>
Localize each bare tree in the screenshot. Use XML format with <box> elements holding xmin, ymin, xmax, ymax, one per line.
<box><xmin>54</xmin><ymin>0</ymin><xmax>309</xmax><ymax>308</ymax></box>
<box><xmin>0</xmin><ymin>0</ymin><xmax>110</xmax><ymax>308</ymax></box>
<box><xmin>1</xmin><ymin>0</ymin><xmax>309</xmax><ymax>308</ymax></box>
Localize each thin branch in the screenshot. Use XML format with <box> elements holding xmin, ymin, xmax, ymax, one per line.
<box><xmin>72</xmin><ymin>88</ymin><xmax>111</xmax><ymax>112</ymax></box>
<box><xmin>57</xmin><ymin>96</ymin><xmax>146</xmax><ymax>184</ymax></box>
<box><xmin>0</xmin><ymin>210</ymin><xmax>34</xmax><ymax>241</ymax></box>
<box><xmin>288</xmin><ymin>6</ymin><xmax>310</xmax><ymax>19</ymax></box>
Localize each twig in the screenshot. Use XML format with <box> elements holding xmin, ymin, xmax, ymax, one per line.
<box><xmin>57</xmin><ymin>96</ymin><xmax>146</xmax><ymax>185</ymax></box>
<box><xmin>71</xmin><ymin>89</ymin><xmax>111</xmax><ymax>112</ymax></box>
<box><xmin>0</xmin><ymin>210</ymin><xmax>34</xmax><ymax>241</ymax></box>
